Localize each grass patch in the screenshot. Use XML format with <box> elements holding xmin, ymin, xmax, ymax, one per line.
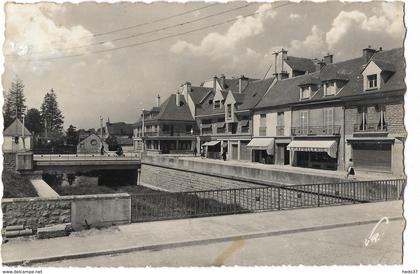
<box><xmin>2</xmin><ymin>170</ymin><xmax>38</xmax><ymax>198</ymax></box>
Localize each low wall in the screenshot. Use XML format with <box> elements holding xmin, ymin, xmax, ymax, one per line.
<box><xmin>140</xmin><ymin>156</ymin><xmax>347</xmax><ymax>192</ymax></box>
<box><xmin>3</xmin><ymin>153</ymin><xmax>16</xmax><ymax>171</ymax></box>
<box><xmin>2</xmin><ymin>193</ymin><xmax>130</xmax><ymax>230</ymax></box>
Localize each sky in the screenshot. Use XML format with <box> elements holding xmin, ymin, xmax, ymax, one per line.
<box><xmin>2</xmin><ymin>1</ymin><xmax>405</xmax><ymax>130</ymax></box>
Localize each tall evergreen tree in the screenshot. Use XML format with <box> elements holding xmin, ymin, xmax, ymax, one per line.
<box><xmin>66</xmin><ymin>125</ymin><xmax>79</xmax><ymax>146</ymax></box>
<box><xmin>3</xmin><ymin>78</ymin><xmax>27</xmax><ymax>128</ymax></box>
<box><xmin>25</xmin><ymin>108</ymin><xmax>43</xmax><ymax>136</ymax></box>
<box><xmin>40</xmin><ymin>88</ymin><xmax>64</xmax><ymax>136</ymax></box>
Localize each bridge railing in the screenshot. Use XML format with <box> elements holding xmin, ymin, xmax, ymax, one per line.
<box><xmin>33</xmin><ymin>153</ymin><xmax>141</xmax><ymax>161</ymax></box>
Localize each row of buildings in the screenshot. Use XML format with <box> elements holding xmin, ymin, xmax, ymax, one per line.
<box><xmin>132</xmin><ymin>46</ymin><xmax>405</xmax><ymax>176</ymax></box>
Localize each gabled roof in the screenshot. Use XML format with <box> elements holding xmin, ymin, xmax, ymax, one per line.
<box><xmin>284</xmin><ymin>56</ymin><xmax>317</xmax><ymax>73</ymax></box>
<box><xmin>237</xmin><ymin>77</ymin><xmax>275</xmax><ymax>111</ymax></box>
<box><xmin>106</xmin><ymin>122</ymin><xmax>133</xmax><ymax>136</ymax></box>
<box><xmin>369</xmin><ymin>59</ymin><xmax>396</xmax><ymax>72</ymax></box>
<box><xmin>147</xmin><ymin>94</ymin><xmax>195</xmax><ymax>122</ymax></box>
<box><xmin>3</xmin><ymin>119</ymin><xmax>32</xmax><ymax>136</ymax></box>
<box><xmin>188</xmin><ymin>86</ymin><xmax>213</xmax><ymax>104</ymax></box>
<box><xmin>255</xmin><ymin>47</ymin><xmax>405</xmax><ymax>109</ymax></box>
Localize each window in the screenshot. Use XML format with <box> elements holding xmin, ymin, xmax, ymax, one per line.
<box><xmin>324</xmin><ymin>108</ymin><xmax>334</xmax><ymax>134</ymax></box>
<box><xmin>260</xmin><ymin>114</ymin><xmax>266</xmax><ymax>127</ymax></box>
<box><xmin>277</xmin><ymin>112</ymin><xmax>284</xmax><ymax>126</ymax></box>
<box><xmin>367</xmin><ymin>74</ymin><xmax>378</xmax><ymax>89</ymax></box>
<box><xmin>214</xmin><ymin>100</ymin><xmax>220</xmax><ymax>109</ymax></box>
<box><xmin>300</xmin><ymin>111</ymin><xmax>309</xmax><ymax>134</ymax></box>
<box><xmin>324</xmin><ymin>82</ymin><xmax>336</xmax><ymax>96</ymax></box>
<box><xmin>163</xmin><ymin>124</ymin><xmax>170</xmax><ymax>132</ymax></box>
<box><xmin>186</xmin><ymin>125</ymin><xmax>193</xmax><ymax>134</ymax></box>
<box><xmin>301</xmin><ymin>86</ymin><xmax>311</xmax><ymax>99</ymax></box>
<box><xmin>209</xmin><ymin>100</ymin><xmax>213</xmax><ymax>105</ymax></box>
<box><xmin>227</xmin><ymin>104</ymin><xmax>232</xmax><ymax>119</ymax></box>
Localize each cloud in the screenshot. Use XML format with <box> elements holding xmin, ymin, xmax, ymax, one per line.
<box><xmin>326</xmin><ymin>2</ymin><xmax>405</xmax><ymax>50</ymax></box>
<box><xmin>4</xmin><ymin>3</ymin><xmax>113</xmax><ymax>60</ymax></box>
<box><xmin>289</xmin><ymin>13</ymin><xmax>302</xmax><ymax>20</ymax></box>
<box><xmin>170</xmin><ymin>4</ymin><xmax>277</xmax><ymax>59</ymax></box>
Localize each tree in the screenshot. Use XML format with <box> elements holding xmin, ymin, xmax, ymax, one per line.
<box><xmin>105</xmin><ymin>135</ymin><xmax>118</xmax><ymax>151</ymax></box>
<box><xmin>25</xmin><ymin>108</ymin><xmax>43</xmax><ymax>136</ymax></box>
<box><xmin>66</xmin><ymin>125</ymin><xmax>79</xmax><ymax>146</ymax></box>
<box><xmin>40</xmin><ymin>88</ymin><xmax>64</xmax><ymax>136</ymax></box>
<box><xmin>3</xmin><ymin>78</ymin><xmax>27</xmax><ymax>128</ymax></box>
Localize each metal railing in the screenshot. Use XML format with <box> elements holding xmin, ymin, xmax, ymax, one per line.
<box><xmin>131</xmin><ymin>179</ymin><xmax>405</xmax><ymax>222</ymax></box>
<box><xmin>291</xmin><ymin>125</ymin><xmax>341</xmax><ymax>136</ymax></box>
<box><xmin>354</xmin><ymin>123</ymin><xmax>387</xmax><ymax>132</ymax></box>
<box><xmin>34</xmin><ymin>153</ymin><xmax>142</xmax><ymax>161</ymax></box>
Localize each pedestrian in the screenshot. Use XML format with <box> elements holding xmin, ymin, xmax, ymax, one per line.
<box><xmin>100</xmin><ymin>144</ymin><xmax>105</xmax><ymax>155</ymax></box>
<box><xmin>222</xmin><ymin>150</ymin><xmax>227</xmax><ymax>161</ymax></box>
<box><xmin>193</xmin><ymin>146</ymin><xmax>197</xmax><ymax>157</ymax></box>
<box><xmin>346</xmin><ymin>158</ymin><xmax>355</xmax><ymax>179</ymax></box>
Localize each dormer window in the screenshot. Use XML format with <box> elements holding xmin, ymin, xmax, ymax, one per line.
<box><xmin>324</xmin><ymin>82</ymin><xmax>337</xmax><ymax>96</ymax></box>
<box><xmin>214</xmin><ymin>100</ymin><xmax>220</xmax><ymax>109</ymax></box>
<box><xmin>227</xmin><ymin>104</ymin><xmax>232</xmax><ymax>120</ymax></box>
<box><xmin>300</xmin><ymin>86</ymin><xmax>311</xmax><ymax>100</ymax></box>
<box><xmin>367</xmin><ymin>74</ymin><xmax>378</xmax><ymax>89</ymax></box>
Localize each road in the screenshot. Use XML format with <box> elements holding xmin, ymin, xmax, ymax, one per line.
<box><xmin>37</xmin><ymin>220</ymin><xmax>403</xmax><ymax>267</ymax></box>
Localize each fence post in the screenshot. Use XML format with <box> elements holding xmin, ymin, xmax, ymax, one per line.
<box><xmin>234</xmin><ymin>190</ymin><xmax>237</xmax><ymax>213</ymax></box>
<box><xmin>385</xmin><ymin>181</ymin><xmax>388</xmax><ymax>201</ymax></box>
<box><xmin>353</xmin><ymin>182</ymin><xmax>356</xmax><ymax>204</ymax></box>
<box><xmin>277</xmin><ymin>187</ymin><xmax>281</xmax><ymax>210</ymax></box>
<box><xmin>317</xmin><ymin>184</ymin><xmax>320</xmax><ymax>207</ymax></box>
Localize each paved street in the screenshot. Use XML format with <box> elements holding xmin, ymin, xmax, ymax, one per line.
<box><xmin>37</xmin><ymin>220</ymin><xmax>403</xmax><ymax>266</ymax></box>
<box><xmin>2</xmin><ymin>201</ymin><xmax>403</xmax><ymax>266</ymax></box>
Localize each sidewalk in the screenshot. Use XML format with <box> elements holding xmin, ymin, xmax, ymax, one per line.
<box><xmin>1</xmin><ymin>201</ymin><xmax>403</xmax><ymax>266</ymax></box>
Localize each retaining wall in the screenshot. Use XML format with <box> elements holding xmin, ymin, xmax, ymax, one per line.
<box><xmin>2</xmin><ymin>193</ymin><xmax>130</xmax><ymax>230</ymax></box>
<box><xmin>140</xmin><ymin>156</ymin><xmax>346</xmax><ymax>192</ymax></box>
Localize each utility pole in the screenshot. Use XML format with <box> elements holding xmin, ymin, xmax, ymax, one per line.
<box><xmin>142</xmin><ymin>109</ymin><xmax>145</xmax><ymax>151</ymax></box>
<box><xmin>100</xmin><ymin>116</ymin><xmax>104</xmax><ymax>140</ymax></box>
<box><xmin>21</xmin><ymin>113</ymin><xmax>25</xmax><ymax>151</ymax></box>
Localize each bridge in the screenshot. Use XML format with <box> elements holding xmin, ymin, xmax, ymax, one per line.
<box><xmin>32</xmin><ymin>153</ymin><xmax>141</xmax><ymax>173</ymax></box>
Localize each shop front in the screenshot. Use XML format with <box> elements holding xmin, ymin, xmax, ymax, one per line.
<box><xmin>202</xmin><ymin>141</ymin><xmax>221</xmax><ymax>159</ymax></box>
<box><xmin>287</xmin><ymin>140</ymin><xmax>338</xmax><ymax>170</ymax></box>
<box><xmin>247</xmin><ymin>138</ymin><xmax>275</xmax><ymax>165</ymax></box>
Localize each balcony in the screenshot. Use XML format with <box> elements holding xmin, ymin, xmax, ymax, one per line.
<box><xmin>144</xmin><ymin>131</ymin><xmax>158</xmax><ymax>137</ymax></box>
<box><xmin>276</xmin><ymin>126</ymin><xmax>284</xmax><ymax>136</ymax></box>
<box><xmin>159</xmin><ymin>130</ymin><xmax>194</xmax><ymax>137</ymax></box>
<box><xmin>291</xmin><ymin>125</ymin><xmax>341</xmax><ymax>136</ymax></box>
<box><xmin>259</xmin><ymin>127</ymin><xmax>267</xmax><ymax>136</ymax></box>
<box><xmin>354</xmin><ymin>123</ymin><xmax>387</xmax><ymax>133</ymax></box>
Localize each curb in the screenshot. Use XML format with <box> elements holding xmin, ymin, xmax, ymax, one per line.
<box><xmin>2</xmin><ymin>216</ymin><xmax>404</xmax><ymax>266</ymax></box>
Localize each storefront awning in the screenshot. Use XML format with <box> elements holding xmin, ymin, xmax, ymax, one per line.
<box><xmin>215</xmin><ymin>122</ymin><xmax>225</xmax><ymax>128</ymax></box>
<box><xmin>247</xmin><ymin>138</ymin><xmax>275</xmax><ymax>155</ymax></box>
<box><xmin>239</xmin><ymin>120</ymin><xmax>249</xmax><ymax>127</ymax></box>
<box><xmin>287</xmin><ymin>140</ymin><xmax>337</xmax><ymax>158</ymax></box>
<box><xmin>202</xmin><ymin>141</ymin><xmax>220</xmax><ymax>147</ymax></box>
<box><xmin>201</xmin><ymin>124</ymin><xmax>212</xmax><ymax>129</ymax></box>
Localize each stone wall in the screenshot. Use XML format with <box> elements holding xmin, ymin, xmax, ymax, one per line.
<box><xmin>2</xmin><ymin>193</ymin><xmax>131</xmax><ymax>230</ymax></box>
<box><xmin>3</xmin><ymin>153</ymin><xmax>16</xmax><ymax>171</ymax></box>
<box><xmin>140</xmin><ymin>156</ymin><xmax>347</xmax><ymax>192</ymax></box>
<box><xmin>2</xmin><ymin>197</ymin><xmax>71</xmax><ymax>229</ymax></box>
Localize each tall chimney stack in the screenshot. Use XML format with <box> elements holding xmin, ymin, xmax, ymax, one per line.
<box><xmin>220</xmin><ymin>74</ymin><xmax>226</xmax><ymax>89</ymax></box>
<box><xmin>156</xmin><ymin>94</ymin><xmax>160</xmax><ymax>107</ymax></box>
<box><xmin>176</xmin><ymin>91</ymin><xmax>181</xmax><ymax>107</ymax></box>
<box><xmin>239</xmin><ymin>75</ymin><xmax>248</xmax><ymax>93</ymax></box>
<box><xmin>363</xmin><ymin>45</ymin><xmax>376</xmax><ymax>63</ymax></box>
<box><xmin>280</xmin><ymin>48</ymin><xmax>288</xmax><ymax>71</ymax></box>
<box><xmin>272</xmin><ymin>51</ymin><xmax>280</xmax><ymax>80</ymax></box>
<box><xmin>213</xmin><ymin>75</ymin><xmax>217</xmax><ymax>92</ymax></box>
<box><xmin>323</xmin><ymin>53</ymin><xmax>333</xmax><ymax>64</ymax></box>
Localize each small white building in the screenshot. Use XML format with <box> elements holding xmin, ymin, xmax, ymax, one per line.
<box><xmin>77</xmin><ymin>134</ymin><xmax>108</xmax><ymax>154</ymax></box>
<box><xmin>3</xmin><ymin>119</ymin><xmax>32</xmax><ymax>152</ymax></box>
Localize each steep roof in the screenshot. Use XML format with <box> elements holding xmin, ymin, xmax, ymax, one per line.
<box><xmin>237</xmin><ymin>77</ymin><xmax>275</xmax><ymax>110</ymax></box>
<box><xmin>188</xmin><ymin>86</ymin><xmax>213</xmax><ymax>104</ymax></box>
<box><xmin>255</xmin><ymin>47</ymin><xmax>405</xmax><ymax>109</ymax></box>
<box><xmin>3</xmin><ymin>119</ymin><xmax>32</xmax><ymax>136</ymax></box>
<box><xmin>146</xmin><ymin>94</ymin><xmax>194</xmax><ymax>122</ymax></box>
<box><xmin>106</xmin><ymin>122</ymin><xmax>133</xmax><ymax>136</ymax></box>
<box><xmin>285</xmin><ymin>56</ymin><xmax>317</xmax><ymax>73</ymax></box>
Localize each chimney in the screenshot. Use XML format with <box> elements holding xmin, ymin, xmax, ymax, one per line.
<box><xmin>280</xmin><ymin>48</ymin><xmax>288</xmax><ymax>71</ymax></box>
<box><xmin>272</xmin><ymin>51</ymin><xmax>280</xmax><ymax>79</ymax></box>
<box><xmin>220</xmin><ymin>74</ymin><xmax>226</xmax><ymax>89</ymax></box>
<box><xmin>176</xmin><ymin>92</ymin><xmax>181</xmax><ymax>107</ymax></box>
<box><xmin>239</xmin><ymin>75</ymin><xmax>248</xmax><ymax>93</ymax></box>
<box><xmin>315</xmin><ymin>59</ymin><xmax>326</xmax><ymax>71</ymax></box>
<box><xmin>363</xmin><ymin>45</ymin><xmax>376</xmax><ymax>63</ymax></box>
<box><xmin>184</xmin><ymin>81</ymin><xmax>191</xmax><ymax>93</ymax></box>
<box><xmin>213</xmin><ymin>75</ymin><xmax>217</xmax><ymax>92</ymax></box>
<box><xmin>279</xmin><ymin>71</ymin><xmax>289</xmax><ymax>80</ymax></box>
<box><xmin>323</xmin><ymin>53</ymin><xmax>333</xmax><ymax>64</ymax></box>
<box><xmin>156</xmin><ymin>94</ymin><xmax>160</xmax><ymax>107</ymax></box>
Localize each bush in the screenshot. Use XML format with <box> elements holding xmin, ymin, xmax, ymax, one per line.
<box><xmin>2</xmin><ymin>170</ymin><xmax>38</xmax><ymax>198</ymax></box>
